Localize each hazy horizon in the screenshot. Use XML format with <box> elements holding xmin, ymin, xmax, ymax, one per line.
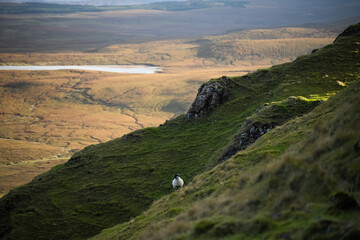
<box><xmin>0</xmin><ymin>0</ymin><xmax>186</xmax><ymax>6</ymax></box>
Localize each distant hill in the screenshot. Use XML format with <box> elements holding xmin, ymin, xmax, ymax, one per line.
<box><xmin>0</xmin><ymin>0</ymin><xmax>186</xmax><ymax>6</ymax></box>
<box><xmin>3</xmin><ymin>0</ymin><xmax>359</xmax><ymax>8</ymax></box>
<box><xmin>1</xmin><ymin>0</ymin><xmax>359</xmax><ymax>53</ymax></box>
<box><xmin>1</xmin><ymin>27</ymin><xmax>336</xmax><ymax>65</ymax></box>
<box><xmin>0</xmin><ymin>0</ymin><xmax>247</xmax><ymax>14</ymax></box>
<box><xmin>1</xmin><ymin>23</ymin><xmax>359</xmax><ymax>240</ymax></box>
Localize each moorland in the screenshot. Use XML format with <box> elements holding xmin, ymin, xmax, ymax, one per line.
<box><xmin>2</xmin><ymin>0</ymin><xmax>360</xmax><ymax>198</ymax></box>
<box><xmin>1</xmin><ymin>0</ymin><xmax>360</xmax><ymax>52</ymax></box>
<box><xmin>0</xmin><ymin>25</ymin><xmax>338</xmax><ymax>197</ymax></box>
<box><xmin>0</xmin><ymin>0</ymin><xmax>360</xmax><ymax>225</ymax></box>
<box><xmin>0</xmin><ymin>22</ymin><xmax>359</xmax><ymax>240</ymax></box>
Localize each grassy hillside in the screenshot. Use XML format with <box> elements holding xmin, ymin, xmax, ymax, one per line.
<box><xmin>1</xmin><ymin>23</ymin><xmax>360</xmax><ymax>240</ymax></box>
<box><xmin>0</xmin><ymin>26</ymin><xmax>335</xmax><ymax>198</ymax></box>
<box><xmin>94</xmin><ymin>57</ymin><xmax>360</xmax><ymax>240</ymax></box>
<box><xmin>90</xmin><ymin>23</ymin><xmax>360</xmax><ymax>240</ymax></box>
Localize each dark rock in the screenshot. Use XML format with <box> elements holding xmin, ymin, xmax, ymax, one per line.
<box><xmin>342</xmin><ymin>226</ymin><xmax>360</xmax><ymax>240</ymax></box>
<box><xmin>161</xmin><ymin>119</ymin><xmax>180</xmax><ymax>127</ymax></box>
<box><xmin>121</xmin><ymin>131</ymin><xmax>144</xmax><ymax>142</ymax></box>
<box><xmin>330</xmin><ymin>192</ymin><xmax>359</xmax><ymax>211</ymax></box>
<box><xmin>354</xmin><ymin>141</ymin><xmax>360</xmax><ymax>152</ymax></box>
<box><xmin>334</xmin><ymin>23</ymin><xmax>360</xmax><ymax>43</ymax></box>
<box><xmin>186</xmin><ymin>76</ymin><xmax>231</xmax><ymax>122</ymax></box>
<box><xmin>219</xmin><ymin>121</ymin><xmax>278</xmax><ymax>163</ymax></box>
<box><xmin>217</xmin><ymin>96</ymin><xmax>323</xmax><ymax>164</ymax></box>
<box><xmin>311</xmin><ymin>49</ymin><xmax>319</xmax><ymax>54</ymax></box>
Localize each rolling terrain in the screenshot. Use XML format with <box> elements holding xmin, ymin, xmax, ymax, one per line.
<box><xmin>0</xmin><ymin>27</ymin><xmax>335</xmax><ymax>66</ymax></box>
<box><xmin>0</xmin><ymin>65</ymin><xmax>250</xmax><ymax>197</ymax></box>
<box><xmin>1</xmin><ymin>0</ymin><xmax>359</xmax><ymax>52</ymax></box>
<box><xmin>0</xmin><ymin>23</ymin><xmax>359</xmax><ymax>240</ymax></box>
<box><xmin>0</xmin><ymin>27</ymin><xmax>336</xmax><ymax>197</ymax></box>
<box><xmin>0</xmin><ymin>0</ymin><xmax>246</xmax><ymax>14</ymax></box>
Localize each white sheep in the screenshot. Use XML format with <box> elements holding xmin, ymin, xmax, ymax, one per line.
<box><xmin>172</xmin><ymin>174</ymin><xmax>184</xmax><ymax>189</ymax></box>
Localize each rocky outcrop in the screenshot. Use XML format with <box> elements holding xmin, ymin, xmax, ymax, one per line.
<box><xmin>311</xmin><ymin>49</ymin><xmax>319</xmax><ymax>54</ymax></box>
<box><xmin>219</xmin><ymin>121</ymin><xmax>278</xmax><ymax>163</ymax></box>
<box><xmin>333</xmin><ymin>23</ymin><xmax>360</xmax><ymax>43</ymax></box>
<box><xmin>187</xmin><ymin>76</ymin><xmax>231</xmax><ymax>122</ymax></box>
<box><xmin>218</xmin><ymin>96</ymin><xmax>322</xmax><ymax>164</ymax></box>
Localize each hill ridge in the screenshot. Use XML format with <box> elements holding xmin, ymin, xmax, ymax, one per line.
<box><xmin>90</xmin><ymin>23</ymin><xmax>360</xmax><ymax>240</ymax></box>
<box><xmin>1</xmin><ymin>23</ymin><xmax>360</xmax><ymax>240</ymax></box>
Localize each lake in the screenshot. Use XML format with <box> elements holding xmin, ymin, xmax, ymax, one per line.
<box><xmin>0</xmin><ymin>65</ymin><xmax>162</xmax><ymax>74</ymax></box>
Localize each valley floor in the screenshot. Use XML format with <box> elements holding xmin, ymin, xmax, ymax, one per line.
<box><xmin>0</xmin><ymin>64</ymin><xmax>264</xmax><ymax>197</ymax></box>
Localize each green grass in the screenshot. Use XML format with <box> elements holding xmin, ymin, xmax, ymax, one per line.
<box><xmin>91</xmin><ymin>48</ymin><xmax>360</xmax><ymax>240</ymax></box>
<box><xmin>1</xmin><ymin>23</ymin><xmax>360</xmax><ymax>240</ymax></box>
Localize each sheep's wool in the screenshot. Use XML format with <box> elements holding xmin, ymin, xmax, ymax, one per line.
<box><xmin>172</xmin><ymin>176</ymin><xmax>184</xmax><ymax>189</ymax></box>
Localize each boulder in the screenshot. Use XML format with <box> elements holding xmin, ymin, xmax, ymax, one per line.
<box><xmin>219</xmin><ymin>121</ymin><xmax>278</xmax><ymax>163</ymax></box>
<box><xmin>187</xmin><ymin>76</ymin><xmax>231</xmax><ymax>122</ymax></box>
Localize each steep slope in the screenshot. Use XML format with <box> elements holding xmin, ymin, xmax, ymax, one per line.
<box><xmin>1</xmin><ymin>23</ymin><xmax>360</xmax><ymax>240</ymax></box>
<box><xmin>91</xmin><ymin>23</ymin><xmax>360</xmax><ymax>240</ymax></box>
<box><xmin>94</xmin><ymin>57</ymin><xmax>360</xmax><ymax>240</ymax></box>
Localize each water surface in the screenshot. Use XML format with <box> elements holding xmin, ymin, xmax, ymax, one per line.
<box><xmin>0</xmin><ymin>65</ymin><xmax>162</xmax><ymax>74</ymax></box>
